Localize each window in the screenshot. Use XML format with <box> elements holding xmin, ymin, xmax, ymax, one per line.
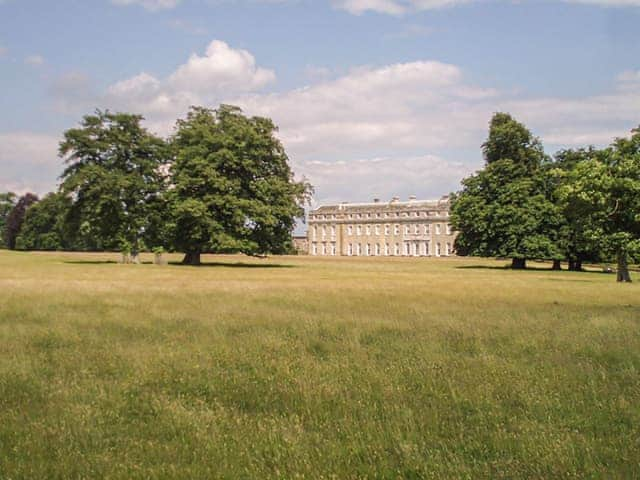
<box><xmin>331</xmin><ymin>244</ymin><xmax>337</xmax><ymax>256</ymax></box>
<box><xmin>375</xmin><ymin>243</ymin><xmax>381</xmax><ymax>256</ymax></box>
<box><xmin>424</xmin><ymin>224</ymin><xmax>430</xmax><ymax>234</ymax></box>
<box><xmin>356</xmin><ymin>225</ymin><xmax>362</xmax><ymax>236</ymax></box>
<box><xmin>348</xmin><ymin>243</ymin><xmax>353</xmax><ymax>256</ymax></box>
<box><xmin>446</xmin><ymin>242</ymin><xmax>451</xmax><ymax>256</ymax></box>
<box><xmin>331</xmin><ymin>225</ymin><xmax>336</xmax><ymax>237</ymax></box>
<box><xmin>312</xmin><ymin>243</ymin><xmax>317</xmax><ymax>255</ymax></box>
<box><xmin>405</xmin><ymin>243</ymin><xmax>411</xmax><ymax>256</ymax></box>
<box><xmin>436</xmin><ymin>243</ymin><xmax>441</xmax><ymax>256</ymax></box>
<box><xmin>385</xmin><ymin>243</ymin><xmax>390</xmax><ymax>256</ymax></box>
<box><xmin>375</xmin><ymin>224</ymin><xmax>380</xmax><ymax>235</ymax></box>
<box><xmin>446</xmin><ymin>224</ymin><xmax>452</xmax><ymax>235</ymax></box>
<box><xmin>414</xmin><ymin>224</ymin><xmax>420</xmax><ymax>234</ymax></box>
<box><xmin>356</xmin><ymin>244</ymin><xmax>361</xmax><ymax>256</ymax></box>
<box><xmin>347</xmin><ymin>225</ymin><xmax>353</xmax><ymax>235</ymax></box>
<box><xmin>349</xmin><ymin>214</ymin><xmax>353</xmax><ymax>219</ymax></box>
<box><xmin>394</xmin><ymin>243</ymin><xmax>400</xmax><ymax>256</ymax></box>
<box><xmin>366</xmin><ymin>225</ymin><xmax>371</xmax><ymax>235</ymax></box>
<box><xmin>385</xmin><ymin>224</ymin><xmax>390</xmax><ymax>235</ymax></box>
<box><xmin>394</xmin><ymin>225</ymin><xmax>400</xmax><ymax>235</ymax></box>
<box><xmin>313</xmin><ymin>226</ymin><xmax>317</xmax><ymax>239</ymax></box>
<box><xmin>435</xmin><ymin>224</ymin><xmax>441</xmax><ymax>235</ymax></box>
<box><xmin>405</xmin><ymin>225</ymin><xmax>410</xmax><ymax>234</ymax></box>
<box><xmin>321</xmin><ymin>243</ymin><xmax>326</xmax><ymax>255</ymax></box>
<box><xmin>423</xmin><ymin>241</ymin><xmax>429</xmax><ymax>256</ymax></box>
<box><xmin>365</xmin><ymin>244</ymin><xmax>371</xmax><ymax>256</ymax></box>
<box><xmin>322</xmin><ymin>225</ymin><xmax>326</xmax><ymax>238</ymax></box>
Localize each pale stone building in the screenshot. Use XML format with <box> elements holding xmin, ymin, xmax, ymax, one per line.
<box><xmin>307</xmin><ymin>195</ymin><xmax>456</xmax><ymax>257</ymax></box>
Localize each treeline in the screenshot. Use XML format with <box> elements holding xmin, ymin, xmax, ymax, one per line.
<box><xmin>451</xmin><ymin>113</ymin><xmax>640</xmax><ymax>282</ymax></box>
<box><xmin>0</xmin><ymin>105</ymin><xmax>312</xmax><ymax>265</ymax></box>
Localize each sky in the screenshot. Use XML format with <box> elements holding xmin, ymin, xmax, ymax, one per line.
<box><xmin>1</xmin><ymin>0</ymin><xmax>639</xmax><ymax>207</ymax></box>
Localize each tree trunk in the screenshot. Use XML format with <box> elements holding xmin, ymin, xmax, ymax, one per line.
<box><xmin>568</xmin><ymin>259</ymin><xmax>583</xmax><ymax>272</ymax></box>
<box><xmin>617</xmin><ymin>250</ymin><xmax>632</xmax><ymax>283</ymax></box>
<box><xmin>182</xmin><ymin>251</ymin><xmax>201</xmax><ymax>266</ymax></box>
<box><xmin>551</xmin><ymin>259</ymin><xmax>562</xmax><ymax>270</ymax></box>
<box><xmin>511</xmin><ymin>258</ymin><xmax>526</xmax><ymax>269</ymax></box>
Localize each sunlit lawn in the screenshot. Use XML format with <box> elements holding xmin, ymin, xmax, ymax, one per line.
<box><xmin>0</xmin><ymin>250</ymin><xmax>638</xmax><ymax>479</ymax></box>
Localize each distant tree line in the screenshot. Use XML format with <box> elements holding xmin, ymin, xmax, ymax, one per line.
<box><xmin>0</xmin><ymin>105</ymin><xmax>312</xmax><ymax>265</ymax></box>
<box><xmin>451</xmin><ymin>112</ymin><xmax>640</xmax><ymax>282</ymax></box>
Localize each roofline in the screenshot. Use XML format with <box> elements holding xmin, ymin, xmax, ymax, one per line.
<box><xmin>312</xmin><ymin>198</ymin><xmax>448</xmax><ymax>210</ymax></box>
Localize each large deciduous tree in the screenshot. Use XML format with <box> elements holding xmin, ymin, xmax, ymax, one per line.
<box><xmin>4</xmin><ymin>193</ymin><xmax>39</xmax><ymax>250</ymax></box>
<box><xmin>450</xmin><ymin>113</ymin><xmax>559</xmax><ymax>269</ymax></box>
<box><xmin>170</xmin><ymin>105</ymin><xmax>311</xmax><ymax>265</ymax></box>
<box><xmin>60</xmin><ymin>111</ymin><xmax>168</xmax><ymax>259</ymax></box>
<box><xmin>0</xmin><ymin>192</ymin><xmax>17</xmax><ymax>248</ymax></box>
<box><xmin>557</xmin><ymin>128</ymin><xmax>640</xmax><ymax>282</ymax></box>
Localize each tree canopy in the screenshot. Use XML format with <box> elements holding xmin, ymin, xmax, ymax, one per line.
<box><xmin>4</xmin><ymin>193</ymin><xmax>39</xmax><ymax>250</ymax></box>
<box><xmin>0</xmin><ymin>192</ymin><xmax>17</xmax><ymax>248</ymax></box>
<box><xmin>170</xmin><ymin>105</ymin><xmax>311</xmax><ymax>265</ymax></box>
<box><xmin>59</xmin><ymin>110</ymin><xmax>169</xmax><ymax>258</ymax></box>
<box><xmin>450</xmin><ymin>113</ymin><xmax>559</xmax><ymax>269</ymax></box>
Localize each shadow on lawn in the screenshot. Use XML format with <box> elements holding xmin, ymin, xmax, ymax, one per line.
<box><xmin>63</xmin><ymin>259</ymin><xmax>294</xmax><ymax>269</ymax></box>
<box><xmin>168</xmin><ymin>261</ymin><xmax>295</xmax><ymax>269</ymax></box>
<box><xmin>456</xmin><ymin>264</ymin><xmax>616</xmax><ymax>276</ymax></box>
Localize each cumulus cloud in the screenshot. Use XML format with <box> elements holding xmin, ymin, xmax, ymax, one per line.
<box><xmin>46</xmin><ymin>40</ymin><xmax>640</xmax><ymax>204</ymax></box>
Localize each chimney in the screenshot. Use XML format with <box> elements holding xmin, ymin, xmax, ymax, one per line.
<box><xmin>391</xmin><ymin>196</ymin><xmax>400</xmax><ymax>203</ymax></box>
<box><xmin>409</xmin><ymin>195</ymin><xmax>417</xmax><ymax>201</ymax></box>
<box><xmin>373</xmin><ymin>198</ymin><xmax>380</xmax><ymax>203</ymax></box>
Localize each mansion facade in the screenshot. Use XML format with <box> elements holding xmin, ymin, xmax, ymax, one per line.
<box><xmin>307</xmin><ymin>196</ymin><xmax>456</xmax><ymax>257</ymax></box>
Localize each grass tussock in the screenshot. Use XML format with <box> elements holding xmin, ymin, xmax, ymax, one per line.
<box><xmin>0</xmin><ymin>251</ymin><xmax>639</xmax><ymax>479</ymax></box>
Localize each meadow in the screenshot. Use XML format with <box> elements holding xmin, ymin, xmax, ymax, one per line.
<box><xmin>0</xmin><ymin>250</ymin><xmax>638</xmax><ymax>479</ymax></box>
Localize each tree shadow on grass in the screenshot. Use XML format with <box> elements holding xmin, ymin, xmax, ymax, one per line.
<box><xmin>168</xmin><ymin>261</ymin><xmax>295</xmax><ymax>269</ymax></box>
<box><xmin>456</xmin><ymin>264</ymin><xmax>617</xmax><ymax>276</ymax></box>
<box><xmin>63</xmin><ymin>260</ymin><xmax>119</xmax><ymax>265</ymax></box>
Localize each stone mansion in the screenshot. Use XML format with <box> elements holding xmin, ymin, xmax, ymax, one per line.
<box><xmin>307</xmin><ymin>196</ymin><xmax>457</xmax><ymax>257</ymax></box>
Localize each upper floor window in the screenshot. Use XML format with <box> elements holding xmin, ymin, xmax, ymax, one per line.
<box><xmin>385</xmin><ymin>224</ymin><xmax>390</xmax><ymax>235</ymax></box>
<box><xmin>331</xmin><ymin>225</ymin><xmax>336</xmax><ymax>237</ymax></box>
<box><xmin>405</xmin><ymin>225</ymin><xmax>410</xmax><ymax>234</ymax></box>
<box><xmin>435</xmin><ymin>224</ymin><xmax>441</xmax><ymax>235</ymax></box>
<box><xmin>375</xmin><ymin>224</ymin><xmax>380</xmax><ymax>235</ymax></box>
<box><xmin>394</xmin><ymin>225</ymin><xmax>400</xmax><ymax>235</ymax></box>
<box><xmin>414</xmin><ymin>224</ymin><xmax>420</xmax><ymax>234</ymax></box>
<box><xmin>356</xmin><ymin>225</ymin><xmax>362</xmax><ymax>235</ymax></box>
<box><xmin>366</xmin><ymin>225</ymin><xmax>371</xmax><ymax>235</ymax></box>
<box><xmin>424</xmin><ymin>224</ymin><xmax>430</xmax><ymax>234</ymax></box>
<box><xmin>347</xmin><ymin>225</ymin><xmax>353</xmax><ymax>235</ymax></box>
<box><xmin>446</xmin><ymin>224</ymin><xmax>452</xmax><ymax>235</ymax></box>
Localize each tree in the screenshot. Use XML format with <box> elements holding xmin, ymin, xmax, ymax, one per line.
<box><xmin>4</xmin><ymin>193</ymin><xmax>39</xmax><ymax>250</ymax></box>
<box><xmin>170</xmin><ymin>105</ymin><xmax>311</xmax><ymax>265</ymax></box>
<box><xmin>0</xmin><ymin>192</ymin><xmax>16</xmax><ymax>248</ymax></box>
<box><xmin>15</xmin><ymin>192</ymin><xmax>71</xmax><ymax>251</ymax></box>
<box><xmin>60</xmin><ymin>110</ymin><xmax>169</xmax><ymax>260</ymax></box>
<box><xmin>557</xmin><ymin>128</ymin><xmax>640</xmax><ymax>282</ymax></box>
<box><xmin>450</xmin><ymin>113</ymin><xmax>560</xmax><ymax>269</ymax></box>
<box><xmin>549</xmin><ymin>148</ymin><xmax>603</xmax><ymax>271</ymax></box>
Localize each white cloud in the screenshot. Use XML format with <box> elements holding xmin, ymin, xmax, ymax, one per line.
<box><xmin>110</xmin><ymin>0</ymin><xmax>180</xmax><ymax>11</ymax></box>
<box><xmin>25</xmin><ymin>55</ymin><xmax>44</xmax><ymax>66</ymax></box>
<box><xmin>332</xmin><ymin>0</ymin><xmax>640</xmax><ymax>14</ymax></box>
<box><xmin>47</xmin><ymin>40</ymin><xmax>640</xmax><ymax>205</ymax></box>
<box><xmin>0</xmin><ymin>132</ymin><xmax>62</xmax><ymax>195</ymax></box>
<box><xmin>168</xmin><ymin>40</ymin><xmax>275</xmax><ymax>94</ymax></box>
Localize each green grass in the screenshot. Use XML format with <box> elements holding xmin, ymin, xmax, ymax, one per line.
<box><xmin>0</xmin><ymin>251</ymin><xmax>639</xmax><ymax>479</ymax></box>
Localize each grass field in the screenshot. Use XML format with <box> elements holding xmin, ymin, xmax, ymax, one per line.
<box><xmin>0</xmin><ymin>250</ymin><xmax>639</xmax><ymax>479</ymax></box>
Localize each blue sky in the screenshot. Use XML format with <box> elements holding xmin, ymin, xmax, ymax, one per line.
<box><xmin>1</xmin><ymin>0</ymin><xmax>639</xmax><ymax>205</ymax></box>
